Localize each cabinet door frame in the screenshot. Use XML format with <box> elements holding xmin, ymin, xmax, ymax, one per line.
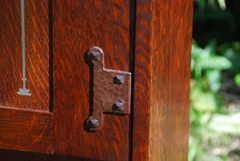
<box><xmin>0</xmin><ymin>0</ymin><xmax>192</xmax><ymax>160</ymax></box>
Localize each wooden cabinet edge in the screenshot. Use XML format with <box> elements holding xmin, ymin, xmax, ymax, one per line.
<box><xmin>132</xmin><ymin>0</ymin><xmax>193</xmax><ymax>160</ymax></box>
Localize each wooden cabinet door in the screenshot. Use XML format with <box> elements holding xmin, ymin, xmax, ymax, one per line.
<box><xmin>0</xmin><ymin>0</ymin><xmax>52</xmax><ymax>154</ymax></box>
<box><xmin>0</xmin><ymin>0</ymin><xmax>132</xmax><ymax>160</ymax></box>
<box><xmin>52</xmin><ymin>0</ymin><xmax>132</xmax><ymax>160</ymax></box>
<box><xmin>0</xmin><ymin>0</ymin><xmax>192</xmax><ymax>161</ymax></box>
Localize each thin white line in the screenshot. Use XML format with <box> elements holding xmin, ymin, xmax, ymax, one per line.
<box><xmin>21</xmin><ymin>0</ymin><xmax>25</xmax><ymax>83</ymax></box>
<box><xmin>18</xmin><ymin>0</ymin><xmax>31</xmax><ymax>96</ymax></box>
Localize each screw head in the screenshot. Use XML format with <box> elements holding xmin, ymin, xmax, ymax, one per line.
<box><xmin>113</xmin><ymin>75</ymin><xmax>125</xmax><ymax>84</ymax></box>
<box><xmin>89</xmin><ymin>51</ymin><xmax>100</xmax><ymax>61</ymax></box>
<box><xmin>88</xmin><ymin>118</ymin><xmax>99</xmax><ymax>128</ymax></box>
<box><xmin>112</xmin><ymin>102</ymin><xmax>123</xmax><ymax>111</ymax></box>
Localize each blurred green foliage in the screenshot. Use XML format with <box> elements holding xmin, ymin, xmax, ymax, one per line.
<box><xmin>189</xmin><ymin>40</ymin><xmax>240</xmax><ymax>161</ymax></box>
<box><xmin>190</xmin><ymin>0</ymin><xmax>240</xmax><ymax>160</ymax></box>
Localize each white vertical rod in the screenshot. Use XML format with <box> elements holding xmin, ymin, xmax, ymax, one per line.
<box><xmin>18</xmin><ymin>0</ymin><xmax>31</xmax><ymax>96</ymax></box>
<box><xmin>21</xmin><ymin>0</ymin><xmax>26</xmax><ymax>89</ymax></box>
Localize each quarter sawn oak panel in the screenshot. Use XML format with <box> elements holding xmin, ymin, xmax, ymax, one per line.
<box><xmin>53</xmin><ymin>1</ymin><xmax>133</xmax><ymax>160</ymax></box>
<box><xmin>0</xmin><ymin>0</ymin><xmax>49</xmax><ymax>111</ymax></box>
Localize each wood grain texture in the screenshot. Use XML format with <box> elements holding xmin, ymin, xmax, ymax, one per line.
<box><xmin>53</xmin><ymin>1</ymin><xmax>133</xmax><ymax>160</ymax></box>
<box><xmin>0</xmin><ymin>0</ymin><xmax>49</xmax><ymax>111</ymax></box>
<box><xmin>0</xmin><ymin>106</ymin><xmax>53</xmax><ymax>154</ymax></box>
<box><xmin>0</xmin><ymin>149</ymin><xmax>94</xmax><ymax>161</ymax></box>
<box><xmin>0</xmin><ymin>0</ymin><xmax>193</xmax><ymax>160</ymax></box>
<box><xmin>132</xmin><ymin>0</ymin><xmax>193</xmax><ymax>160</ymax></box>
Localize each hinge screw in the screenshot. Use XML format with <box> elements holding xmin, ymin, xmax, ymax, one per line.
<box><xmin>113</xmin><ymin>75</ymin><xmax>125</xmax><ymax>84</ymax></box>
<box><xmin>112</xmin><ymin>102</ymin><xmax>123</xmax><ymax>111</ymax></box>
<box><xmin>88</xmin><ymin>118</ymin><xmax>99</xmax><ymax>128</ymax></box>
<box><xmin>89</xmin><ymin>51</ymin><xmax>100</xmax><ymax>61</ymax></box>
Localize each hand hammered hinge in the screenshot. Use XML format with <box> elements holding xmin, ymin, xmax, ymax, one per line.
<box><xmin>86</xmin><ymin>46</ymin><xmax>131</xmax><ymax>131</ymax></box>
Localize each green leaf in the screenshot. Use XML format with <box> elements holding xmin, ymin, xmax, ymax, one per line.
<box><xmin>200</xmin><ymin>56</ymin><xmax>232</xmax><ymax>70</ymax></box>
<box><xmin>191</xmin><ymin>90</ymin><xmax>217</xmax><ymax>112</ymax></box>
<box><xmin>191</xmin><ymin>43</ymin><xmax>203</xmax><ymax>58</ymax></box>
<box><xmin>204</xmin><ymin>40</ymin><xmax>217</xmax><ymax>57</ymax></box>
<box><xmin>223</xmin><ymin>47</ymin><xmax>240</xmax><ymax>73</ymax></box>
<box><xmin>234</xmin><ymin>74</ymin><xmax>240</xmax><ymax>87</ymax></box>
<box><xmin>206</xmin><ymin>70</ymin><xmax>221</xmax><ymax>92</ymax></box>
<box><xmin>194</xmin><ymin>62</ymin><xmax>202</xmax><ymax>80</ymax></box>
<box><xmin>217</xmin><ymin>0</ymin><xmax>226</xmax><ymax>9</ymax></box>
<box><xmin>208</xmin><ymin>113</ymin><xmax>240</xmax><ymax>135</ymax></box>
<box><xmin>200</xmin><ymin>112</ymin><xmax>211</xmax><ymax>125</ymax></box>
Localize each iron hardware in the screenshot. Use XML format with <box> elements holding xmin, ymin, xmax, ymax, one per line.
<box><xmin>86</xmin><ymin>46</ymin><xmax>131</xmax><ymax>131</ymax></box>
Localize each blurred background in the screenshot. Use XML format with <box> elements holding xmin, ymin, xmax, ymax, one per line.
<box><xmin>189</xmin><ymin>0</ymin><xmax>240</xmax><ymax>161</ymax></box>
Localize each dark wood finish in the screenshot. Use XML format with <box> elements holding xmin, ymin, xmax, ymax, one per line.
<box><xmin>0</xmin><ymin>149</ymin><xmax>93</xmax><ymax>161</ymax></box>
<box><xmin>0</xmin><ymin>0</ymin><xmax>49</xmax><ymax>111</ymax></box>
<box><xmin>0</xmin><ymin>106</ymin><xmax>53</xmax><ymax>154</ymax></box>
<box><xmin>132</xmin><ymin>0</ymin><xmax>192</xmax><ymax>160</ymax></box>
<box><xmin>0</xmin><ymin>0</ymin><xmax>192</xmax><ymax>160</ymax></box>
<box><xmin>53</xmin><ymin>1</ymin><xmax>133</xmax><ymax>160</ymax></box>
